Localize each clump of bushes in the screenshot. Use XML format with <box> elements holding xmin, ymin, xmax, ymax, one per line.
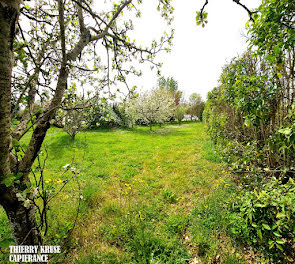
<box><xmin>203</xmin><ymin>0</ymin><xmax>295</xmax><ymax>261</ymax></box>
<box><xmin>229</xmin><ymin>178</ymin><xmax>295</xmax><ymax>262</ymax></box>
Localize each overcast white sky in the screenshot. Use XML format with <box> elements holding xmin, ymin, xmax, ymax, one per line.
<box><xmin>127</xmin><ymin>0</ymin><xmax>261</xmax><ymax>100</ymax></box>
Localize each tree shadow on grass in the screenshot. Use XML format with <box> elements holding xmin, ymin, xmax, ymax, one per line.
<box><xmin>85</xmin><ymin>122</ymin><xmax>199</xmax><ymax>137</ymax></box>
<box><xmin>46</xmin><ymin>134</ymin><xmax>88</xmax><ymax>160</ymax></box>
<box><xmin>124</xmin><ymin>126</ymin><xmax>191</xmax><ymax>137</ymax></box>
<box><xmin>85</xmin><ymin>126</ymin><xmax>119</xmax><ymax>133</ymax></box>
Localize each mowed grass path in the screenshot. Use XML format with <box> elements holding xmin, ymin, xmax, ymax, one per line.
<box><xmin>0</xmin><ymin>123</ymin><xmax>244</xmax><ymax>263</ymax></box>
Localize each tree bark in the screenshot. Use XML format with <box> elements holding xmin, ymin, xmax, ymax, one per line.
<box><xmin>19</xmin><ymin>67</ymin><xmax>68</xmax><ymax>175</ymax></box>
<box><xmin>0</xmin><ymin>0</ymin><xmax>41</xmax><ymax>246</ymax></box>
<box><xmin>1</xmin><ymin>185</ymin><xmax>41</xmax><ymax>245</ymax></box>
<box><xmin>0</xmin><ymin>0</ymin><xmax>17</xmax><ymax>190</ymax></box>
<box><xmin>12</xmin><ymin>84</ymin><xmax>37</xmax><ymax>141</ymax></box>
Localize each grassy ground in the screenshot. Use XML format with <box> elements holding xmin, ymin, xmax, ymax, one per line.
<box><xmin>0</xmin><ymin>122</ymin><xmax>245</xmax><ymax>263</ymax></box>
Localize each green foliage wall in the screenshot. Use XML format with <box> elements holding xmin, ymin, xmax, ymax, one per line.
<box><xmin>203</xmin><ymin>0</ymin><xmax>295</xmax><ymax>261</ymax></box>
<box><xmin>204</xmin><ymin>0</ymin><xmax>295</xmax><ymax>182</ymax></box>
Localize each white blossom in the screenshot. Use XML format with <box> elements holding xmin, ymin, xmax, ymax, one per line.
<box><xmin>24</xmin><ymin>199</ymin><xmax>31</xmax><ymax>209</ymax></box>
<box><xmin>31</xmin><ymin>187</ymin><xmax>38</xmax><ymax>197</ymax></box>
<box><xmin>126</xmin><ymin>88</ymin><xmax>175</xmax><ymax>129</ymax></box>
<box><xmin>16</xmin><ymin>192</ymin><xmax>26</xmax><ymax>202</ymax></box>
<box><xmin>63</xmin><ymin>164</ymin><xmax>70</xmax><ymax>170</ymax></box>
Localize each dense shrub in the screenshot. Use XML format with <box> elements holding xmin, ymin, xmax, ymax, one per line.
<box><xmin>230</xmin><ymin>178</ymin><xmax>295</xmax><ymax>262</ymax></box>
<box><xmin>86</xmin><ymin>100</ymin><xmax>119</xmax><ymax>128</ymax></box>
<box><xmin>203</xmin><ymin>0</ymin><xmax>295</xmax><ymax>261</ymax></box>
<box><xmin>204</xmin><ymin>0</ymin><xmax>295</xmax><ymax>183</ymax></box>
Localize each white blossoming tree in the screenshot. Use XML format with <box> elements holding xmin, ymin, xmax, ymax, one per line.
<box><xmin>125</xmin><ymin>102</ymin><xmax>138</xmax><ymax>128</ymax></box>
<box><xmin>127</xmin><ymin>89</ymin><xmax>175</xmax><ymax>131</ymax></box>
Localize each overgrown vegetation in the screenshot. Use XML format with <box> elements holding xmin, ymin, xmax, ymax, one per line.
<box><xmin>204</xmin><ymin>0</ymin><xmax>295</xmax><ymax>262</ymax></box>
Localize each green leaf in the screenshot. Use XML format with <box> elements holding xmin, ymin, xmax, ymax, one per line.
<box><xmin>12</xmin><ymin>138</ymin><xmax>20</xmax><ymax>148</ymax></box>
<box><xmin>278</xmin><ymin>127</ymin><xmax>292</xmax><ymax>135</ymax></box>
<box><xmin>0</xmin><ymin>238</ymin><xmax>14</xmax><ymax>248</ymax></box>
<box><xmin>276</xmin><ymin>212</ymin><xmax>286</xmax><ymax>218</ymax></box>
<box><xmin>276</xmin><ymin>244</ymin><xmax>283</xmax><ymax>251</ymax></box>
<box><xmin>268</xmin><ymin>240</ymin><xmax>275</xmax><ymax>249</ymax></box>
<box><xmin>262</xmin><ymin>223</ymin><xmax>271</xmax><ymax>230</ymax></box>
<box><xmin>277</xmin><ymin>72</ymin><xmax>282</xmax><ymax>78</ymax></box>
<box><xmin>251</xmin><ymin>223</ymin><xmax>258</xmax><ymax>228</ymax></box>
<box><xmin>273</xmin><ymin>45</ymin><xmax>281</xmax><ymax>54</ymax></box>
<box><xmin>1</xmin><ymin>173</ymin><xmax>23</xmax><ymax>187</ymax></box>
<box><xmin>15</xmin><ymin>173</ymin><xmax>23</xmax><ymax>180</ymax></box>
<box><xmin>276</xmin><ymin>239</ymin><xmax>285</xmax><ymax>245</ymax></box>
<box><xmin>1</xmin><ymin>175</ymin><xmax>15</xmax><ymax>187</ymax></box>
<box><xmin>257</xmin><ymin>229</ymin><xmax>262</xmax><ymax>240</ymax></box>
<box><xmin>255</xmin><ymin>203</ymin><xmax>266</xmax><ymax>208</ymax></box>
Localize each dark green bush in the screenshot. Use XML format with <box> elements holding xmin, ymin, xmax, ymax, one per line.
<box><xmin>230</xmin><ymin>178</ymin><xmax>295</xmax><ymax>262</ymax></box>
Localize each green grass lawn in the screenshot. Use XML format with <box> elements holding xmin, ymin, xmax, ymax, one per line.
<box><xmin>0</xmin><ymin>122</ymin><xmax>245</xmax><ymax>263</ymax></box>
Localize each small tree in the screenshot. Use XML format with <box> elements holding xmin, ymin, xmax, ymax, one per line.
<box><xmin>127</xmin><ymin>89</ymin><xmax>175</xmax><ymax>131</ymax></box>
<box><xmin>61</xmin><ymin>91</ymin><xmax>88</xmax><ymax>140</ymax></box>
<box><xmin>187</xmin><ymin>93</ymin><xmax>205</xmax><ymax>121</ymax></box>
<box><xmin>125</xmin><ymin>101</ymin><xmax>138</xmax><ymax>128</ymax></box>
<box><xmin>86</xmin><ymin>98</ymin><xmax>118</xmax><ymax>128</ymax></box>
<box><xmin>174</xmin><ymin>105</ymin><xmax>187</xmax><ymax>125</ymax></box>
<box><xmin>64</xmin><ymin>109</ymin><xmax>87</xmax><ymax>140</ymax></box>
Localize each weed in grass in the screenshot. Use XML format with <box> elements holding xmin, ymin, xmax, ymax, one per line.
<box><xmin>202</xmin><ymin>140</ymin><xmax>222</xmax><ymax>163</ymax></box>
<box><xmin>80</xmin><ymin>185</ymin><xmax>101</xmax><ymax>212</ymax></box>
<box><xmin>74</xmin><ymin>251</ymin><xmax>134</xmax><ymax>264</ymax></box>
<box><xmin>162</xmin><ymin>189</ymin><xmax>177</xmax><ymax>203</ymax></box>
<box><xmin>124</xmin><ymin>213</ymin><xmax>190</xmax><ymax>264</ymax></box>
<box><xmin>74</xmin><ymin>253</ymin><xmax>104</xmax><ymax>264</ymax></box>
<box><xmin>100</xmin><ymin>179</ymin><xmax>191</xmax><ymax>263</ymax></box>
<box><xmin>165</xmin><ymin>215</ymin><xmax>189</xmax><ymax>236</ymax></box>
<box><xmin>101</xmin><ymin>202</ymin><xmax>122</xmax><ymax>218</ymax></box>
<box><xmin>122</xmin><ymin>167</ymin><xmax>137</xmax><ymax>179</ymax></box>
<box><xmin>95</xmin><ymin>170</ymin><xmax>110</xmax><ymax>180</ymax></box>
<box><xmin>223</xmin><ymin>253</ymin><xmax>246</xmax><ymax>264</ymax></box>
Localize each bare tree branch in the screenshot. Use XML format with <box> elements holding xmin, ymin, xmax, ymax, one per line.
<box><xmin>199</xmin><ymin>0</ymin><xmax>255</xmax><ymax>22</ymax></box>
<box><xmin>232</xmin><ymin>0</ymin><xmax>255</xmax><ymax>22</ymax></box>
<box><xmin>200</xmin><ymin>0</ymin><xmax>208</xmax><ymax>20</ymax></box>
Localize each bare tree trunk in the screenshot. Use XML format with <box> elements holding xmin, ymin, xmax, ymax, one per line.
<box><xmin>149</xmin><ymin>123</ymin><xmax>152</xmax><ymax>131</ymax></box>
